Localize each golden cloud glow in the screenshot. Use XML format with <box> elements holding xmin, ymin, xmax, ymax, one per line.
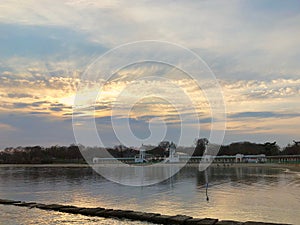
<box><xmin>1</xmin><ymin>64</ymin><xmax>299</xmax><ymax>140</ymax></box>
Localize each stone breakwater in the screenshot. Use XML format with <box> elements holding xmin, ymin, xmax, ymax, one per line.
<box><xmin>0</xmin><ymin>199</ymin><xmax>291</xmax><ymax>225</ymax></box>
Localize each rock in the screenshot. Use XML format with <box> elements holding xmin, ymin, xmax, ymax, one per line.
<box><xmin>94</xmin><ymin>210</ymin><xmax>159</xmax><ymax>222</ymax></box>
<box><xmin>34</xmin><ymin>204</ymin><xmax>47</xmax><ymax>209</ymax></box>
<box><xmin>149</xmin><ymin>215</ymin><xmax>173</xmax><ymax>224</ymax></box>
<box><xmin>192</xmin><ymin>218</ymin><xmax>218</xmax><ymax>225</ymax></box>
<box><xmin>104</xmin><ymin>209</ymin><xmax>134</xmax><ymax>219</ymax></box>
<box><xmin>244</xmin><ymin>222</ymin><xmax>291</xmax><ymax>225</ymax></box>
<box><xmin>43</xmin><ymin>204</ymin><xmax>65</xmax><ymax>210</ymax></box>
<box><xmin>94</xmin><ymin>209</ymin><xmax>114</xmax><ymax>217</ymax></box>
<box><xmin>3</xmin><ymin>200</ymin><xmax>38</xmax><ymax>208</ymax></box>
<box><xmin>186</xmin><ymin>218</ymin><xmax>210</xmax><ymax>225</ymax></box>
<box><xmin>57</xmin><ymin>206</ymin><xmax>76</xmax><ymax>211</ymax></box>
<box><xmin>216</xmin><ymin>220</ymin><xmax>243</xmax><ymax>225</ymax></box>
<box><xmin>78</xmin><ymin>207</ymin><xmax>105</xmax><ymax>216</ymax></box>
<box><xmin>0</xmin><ymin>199</ymin><xmax>21</xmax><ymax>205</ymax></box>
<box><xmin>168</xmin><ymin>215</ymin><xmax>193</xmax><ymax>224</ymax></box>
<box><xmin>122</xmin><ymin>211</ymin><xmax>146</xmax><ymax>220</ymax></box>
<box><xmin>12</xmin><ymin>202</ymin><xmax>25</xmax><ymax>206</ymax></box>
<box><xmin>35</xmin><ymin>204</ymin><xmax>50</xmax><ymax>210</ymax></box>
<box><xmin>57</xmin><ymin>206</ymin><xmax>82</xmax><ymax>214</ymax></box>
<box><xmin>56</xmin><ymin>206</ymin><xmax>67</xmax><ymax>211</ymax></box>
<box><xmin>0</xmin><ymin>199</ymin><xmax>290</xmax><ymax>225</ymax></box>
<box><xmin>136</xmin><ymin>212</ymin><xmax>160</xmax><ymax>222</ymax></box>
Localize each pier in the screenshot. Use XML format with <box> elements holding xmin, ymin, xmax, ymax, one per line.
<box><xmin>0</xmin><ymin>199</ymin><xmax>292</xmax><ymax>225</ymax></box>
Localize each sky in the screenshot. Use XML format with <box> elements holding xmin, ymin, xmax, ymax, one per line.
<box><xmin>0</xmin><ymin>0</ymin><xmax>300</xmax><ymax>148</ymax></box>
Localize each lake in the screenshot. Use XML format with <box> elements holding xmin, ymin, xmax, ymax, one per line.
<box><xmin>0</xmin><ymin>164</ymin><xmax>299</xmax><ymax>224</ymax></box>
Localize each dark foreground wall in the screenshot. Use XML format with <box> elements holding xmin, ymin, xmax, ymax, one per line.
<box><xmin>0</xmin><ymin>199</ymin><xmax>291</xmax><ymax>225</ymax></box>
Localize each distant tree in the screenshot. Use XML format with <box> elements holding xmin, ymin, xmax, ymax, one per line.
<box><xmin>147</xmin><ymin>146</ymin><xmax>166</xmax><ymax>157</ymax></box>
<box><xmin>193</xmin><ymin>138</ymin><xmax>208</xmax><ymax>156</ymax></box>
<box><xmin>263</xmin><ymin>142</ymin><xmax>280</xmax><ymax>156</ymax></box>
<box><xmin>281</xmin><ymin>143</ymin><xmax>300</xmax><ymax>155</ymax></box>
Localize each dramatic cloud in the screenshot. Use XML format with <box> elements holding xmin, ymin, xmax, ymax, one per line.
<box><xmin>0</xmin><ymin>0</ymin><xmax>300</xmax><ymax>147</ymax></box>
<box><xmin>228</xmin><ymin>111</ymin><xmax>300</xmax><ymax>119</ymax></box>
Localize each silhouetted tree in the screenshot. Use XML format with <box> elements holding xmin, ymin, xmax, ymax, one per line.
<box><xmin>263</xmin><ymin>142</ymin><xmax>280</xmax><ymax>156</ymax></box>
<box><xmin>281</xmin><ymin>143</ymin><xmax>300</xmax><ymax>155</ymax></box>
<box><xmin>193</xmin><ymin>138</ymin><xmax>208</xmax><ymax>156</ymax></box>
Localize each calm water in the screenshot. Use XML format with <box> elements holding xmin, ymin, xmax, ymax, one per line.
<box><xmin>0</xmin><ymin>165</ymin><xmax>299</xmax><ymax>224</ymax></box>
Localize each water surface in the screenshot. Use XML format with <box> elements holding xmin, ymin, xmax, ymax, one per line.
<box><xmin>0</xmin><ymin>165</ymin><xmax>299</xmax><ymax>224</ymax></box>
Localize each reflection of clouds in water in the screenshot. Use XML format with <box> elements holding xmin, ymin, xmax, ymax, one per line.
<box><xmin>1</xmin><ymin>165</ymin><xmax>300</xmax><ymax>224</ymax></box>
<box><xmin>93</xmin><ymin>164</ymin><xmax>183</xmax><ymax>186</ymax></box>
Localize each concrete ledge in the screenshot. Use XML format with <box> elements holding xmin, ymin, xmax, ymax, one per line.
<box><xmin>0</xmin><ymin>199</ymin><xmax>292</xmax><ymax>225</ymax></box>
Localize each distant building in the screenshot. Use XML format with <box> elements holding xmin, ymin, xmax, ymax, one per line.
<box><xmin>134</xmin><ymin>145</ymin><xmax>147</xmax><ymax>163</ymax></box>
<box><xmin>235</xmin><ymin>154</ymin><xmax>266</xmax><ymax>163</ymax></box>
<box><xmin>164</xmin><ymin>142</ymin><xmax>180</xmax><ymax>163</ymax></box>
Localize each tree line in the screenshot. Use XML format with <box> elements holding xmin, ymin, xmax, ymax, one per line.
<box><xmin>193</xmin><ymin>139</ymin><xmax>300</xmax><ymax>157</ymax></box>
<box><xmin>0</xmin><ymin>140</ymin><xmax>300</xmax><ymax>164</ymax></box>
<box><xmin>0</xmin><ymin>145</ymin><xmax>84</xmax><ymax>164</ymax></box>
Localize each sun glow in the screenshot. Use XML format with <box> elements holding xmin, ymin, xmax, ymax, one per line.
<box><xmin>59</xmin><ymin>94</ymin><xmax>76</xmax><ymax>106</ymax></box>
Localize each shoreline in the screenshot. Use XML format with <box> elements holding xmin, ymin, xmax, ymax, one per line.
<box><xmin>1</xmin><ymin>162</ymin><xmax>300</xmax><ymax>171</ymax></box>
<box><xmin>0</xmin><ymin>163</ymin><xmax>90</xmax><ymax>168</ymax></box>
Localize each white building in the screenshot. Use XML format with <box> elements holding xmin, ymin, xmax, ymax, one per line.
<box><xmin>235</xmin><ymin>154</ymin><xmax>266</xmax><ymax>163</ymax></box>
<box><xmin>134</xmin><ymin>145</ymin><xmax>147</xmax><ymax>163</ymax></box>
<box><xmin>164</xmin><ymin>142</ymin><xmax>180</xmax><ymax>163</ymax></box>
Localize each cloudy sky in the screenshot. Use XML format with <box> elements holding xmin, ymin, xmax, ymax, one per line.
<box><xmin>1</xmin><ymin>0</ymin><xmax>300</xmax><ymax>148</ymax></box>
